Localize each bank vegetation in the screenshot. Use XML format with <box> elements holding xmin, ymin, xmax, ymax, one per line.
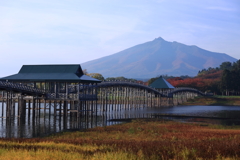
<box><xmin>0</xmin><ymin>120</ymin><xmax>240</xmax><ymax>159</ymax></box>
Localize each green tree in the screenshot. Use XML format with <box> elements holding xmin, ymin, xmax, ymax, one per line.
<box><xmin>231</xmin><ymin>67</ymin><xmax>240</xmax><ymax>94</ymax></box>
<box><xmin>221</xmin><ymin>69</ymin><xmax>231</xmax><ymax>95</ymax></box>
<box><xmin>233</xmin><ymin>59</ymin><xmax>240</xmax><ymax>70</ymax></box>
<box><xmin>220</xmin><ymin>62</ymin><xmax>232</xmax><ymax>70</ymax></box>
<box><xmin>87</xmin><ymin>73</ymin><xmax>105</xmax><ymax>81</ymax></box>
<box><xmin>105</xmin><ymin>76</ymin><xmax>137</xmax><ymax>82</ymax></box>
<box><xmin>148</xmin><ymin>77</ymin><xmax>158</xmax><ymax>85</ymax></box>
<box><xmin>82</xmin><ymin>69</ymin><xmax>88</xmax><ymax>75</ymax></box>
<box><xmin>105</xmin><ymin>77</ymin><xmax>116</xmax><ymax>81</ymax></box>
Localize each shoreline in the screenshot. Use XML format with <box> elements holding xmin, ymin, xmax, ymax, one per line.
<box><xmin>108</xmin><ymin>114</ymin><xmax>240</xmax><ymax>122</ymax></box>
<box><xmin>180</xmin><ymin>96</ymin><xmax>240</xmax><ymax>106</ymax></box>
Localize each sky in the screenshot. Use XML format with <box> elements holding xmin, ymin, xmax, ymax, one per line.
<box><xmin>0</xmin><ymin>0</ymin><xmax>240</xmax><ymax>77</ymax></box>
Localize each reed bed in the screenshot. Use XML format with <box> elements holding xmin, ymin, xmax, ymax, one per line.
<box><xmin>0</xmin><ymin>120</ymin><xmax>240</xmax><ymax>159</ymax></box>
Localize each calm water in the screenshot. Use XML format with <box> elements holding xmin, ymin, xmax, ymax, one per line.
<box><xmin>148</xmin><ymin>105</ymin><xmax>240</xmax><ymax>125</ymax></box>
<box><xmin>0</xmin><ymin>103</ymin><xmax>240</xmax><ymax>138</ymax></box>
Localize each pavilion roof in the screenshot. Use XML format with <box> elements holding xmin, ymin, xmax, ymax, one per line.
<box><xmin>148</xmin><ymin>76</ymin><xmax>174</xmax><ymax>89</ymax></box>
<box><xmin>0</xmin><ymin>64</ymin><xmax>101</xmax><ymax>83</ymax></box>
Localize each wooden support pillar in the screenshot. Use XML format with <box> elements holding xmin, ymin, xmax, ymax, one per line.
<box><xmin>32</xmin><ymin>98</ymin><xmax>36</xmax><ymax>122</ymax></box>
<box><xmin>19</xmin><ymin>96</ymin><xmax>26</xmax><ymax>118</ymax></box>
<box><xmin>126</xmin><ymin>87</ymin><xmax>130</xmax><ymax>110</ymax></box>
<box><xmin>111</xmin><ymin>87</ymin><xmax>114</xmax><ymax>111</ymax></box>
<box><xmin>59</xmin><ymin>101</ymin><xmax>62</xmax><ymax>129</ymax></box>
<box><xmin>27</xmin><ymin>99</ymin><xmax>31</xmax><ymax>121</ymax></box>
<box><xmin>43</xmin><ymin>99</ymin><xmax>46</xmax><ymax>118</ymax></box>
<box><xmin>146</xmin><ymin>92</ymin><xmax>148</xmax><ymax>107</ymax></box>
<box><xmin>144</xmin><ymin>90</ymin><xmax>146</xmax><ymax>108</ymax></box>
<box><xmin>6</xmin><ymin>91</ymin><xmax>10</xmax><ymax>118</ymax></box>
<box><xmin>54</xmin><ymin>100</ymin><xmax>57</xmax><ymax>118</ymax></box>
<box><xmin>20</xmin><ymin>98</ymin><xmax>26</xmax><ymax>124</ymax></box>
<box><xmin>150</xmin><ymin>92</ymin><xmax>153</xmax><ymax>108</ymax></box>
<box><xmin>63</xmin><ymin>101</ymin><xmax>68</xmax><ymax>118</ymax></box>
<box><xmin>49</xmin><ymin>100</ymin><xmax>52</xmax><ymax>120</ymax></box>
<box><xmin>1</xmin><ymin>96</ymin><xmax>4</xmax><ymax>118</ymax></box>
<box><xmin>116</xmin><ymin>87</ymin><xmax>119</xmax><ymax>111</ymax></box>
<box><xmin>102</xmin><ymin>88</ymin><xmax>105</xmax><ymax>112</ymax></box>
<box><xmin>38</xmin><ymin>98</ymin><xmax>41</xmax><ymax>120</ymax></box>
<box><xmin>159</xmin><ymin>95</ymin><xmax>161</xmax><ymax>107</ymax></box>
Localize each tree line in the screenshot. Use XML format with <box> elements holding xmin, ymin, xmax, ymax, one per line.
<box><xmin>84</xmin><ymin>59</ymin><xmax>240</xmax><ymax>96</ymax></box>
<box><xmin>166</xmin><ymin>60</ymin><xmax>240</xmax><ymax>95</ymax></box>
<box><xmin>220</xmin><ymin>60</ymin><xmax>240</xmax><ymax>95</ymax></box>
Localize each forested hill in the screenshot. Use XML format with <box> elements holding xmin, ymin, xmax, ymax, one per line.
<box><xmin>81</xmin><ymin>37</ymin><xmax>237</xmax><ymax>78</ymax></box>
<box><xmin>165</xmin><ymin>60</ymin><xmax>240</xmax><ymax>95</ymax></box>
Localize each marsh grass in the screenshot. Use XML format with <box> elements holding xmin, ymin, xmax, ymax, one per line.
<box><xmin>214</xmin><ymin>96</ymin><xmax>240</xmax><ymax>98</ymax></box>
<box><xmin>182</xmin><ymin>96</ymin><xmax>240</xmax><ymax>106</ymax></box>
<box><xmin>208</xmin><ymin>123</ymin><xmax>240</xmax><ymax>130</ymax></box>
<box><xmin>0</xmin><ymin>119</ymin><xmax>240</xmax><ymax>159</ymax></box>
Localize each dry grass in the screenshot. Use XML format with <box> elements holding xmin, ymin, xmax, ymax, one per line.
<box><xmin>0</xmin><ymin>120</ymin><xmax>240</xmax><ymax>159</ymax></box>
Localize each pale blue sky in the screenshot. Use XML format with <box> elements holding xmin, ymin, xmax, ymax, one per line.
<box><xmin>0</xmin><ymin>0</ymin><xmax>239</xmax><ymax>77</ymax></box>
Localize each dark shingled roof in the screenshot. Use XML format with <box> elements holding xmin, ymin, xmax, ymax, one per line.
<box><xmin>19</xmin><ymin>64</ymin><xmax>82</xmax><ymax>74</ymax></box>
<box><xmin>0</xmin><ymin>64</ymin><xmax>101</xmax><ymax>83</ymax></box>
<box><xmin>149</xmin><ymin>76</ymin><xmax>174</xmax><ymax>89</ymax></box>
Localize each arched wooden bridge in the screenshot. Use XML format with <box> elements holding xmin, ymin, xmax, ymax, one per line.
<box><xmin>0</xmin><ymin>80</ymin><xmax>208</xmax><ymax>99</ymax></box>
<box><xmin>95</xmin><ymin>81</ymin><xmax>209</xmax><ymax>111</ymax></box>
<box><xmin>0</xmin><ymin>80</ymin><xmax>208</xmax><ymax>101</ymax></box>
<box><xmin>0</xmin><ymin>80</ymin><xmax>209</xmax><ymax>120</ymax></box>
<box><xmin>97</xmin><ymin>81</ymin><xmax>207</xmax><ymax>98</ymax></box>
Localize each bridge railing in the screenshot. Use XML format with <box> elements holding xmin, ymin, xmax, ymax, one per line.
<box><xmin>0</xmin><ymin>81</ymin><xmax>46</xmax><ymax>95</ymax></box>
<box><xmin>168</xmin><ymin>87</ymin><xmax>208</xmax><ymax>96</ymax></box>
<box><xmin>46</xmin><ymin>93</ymin><xmax>98</xmax><ymax>100</ymax></box>
<box><xmin>100</xmin><ymin>80</ymin><xmax>167</xmax><ymax>96</ymax></box>
<box><xmin>100</xmin><ymin>80</ymin><xmax>157</xmax><ymax>90</ymax></box>
<box><xmin>173</xmin><ymin>87</ymin><xmax>205</xmax><ymax>93</ymax></box>
<box><xmin>100</xmin><ymin>81</ymin><xmax>209</xmax><ymax>97</ymax></box>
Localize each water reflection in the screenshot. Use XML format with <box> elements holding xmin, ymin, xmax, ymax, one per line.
<box><xmin>0</xmin><ymin>103</ymin><xmax>240</xmax><ymax>138</ymax></box>
<box><xmin>151</xmin><ymin>105</ymin><xmax>240</xmax><ymax>126</ymax></box>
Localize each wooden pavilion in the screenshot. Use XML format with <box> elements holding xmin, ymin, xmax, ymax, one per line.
<box><xmin>0</xmin><ymin>64</ymin><xmax>101</xmax><ymax>100</ymax></box>
<box><xmin>148</xmin><ymin>76</ymin><xmax>174</xmax><ymax>93</ymax></box>
<box><xmin>0</xmin><ymin>64</ymin><xmax>101</xmax><ymax>128</ymax></box>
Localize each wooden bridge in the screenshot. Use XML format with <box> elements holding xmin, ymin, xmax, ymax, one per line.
<box><xmin>97</xmin><ymin>81</ymin><xmax>207</xmax><ymax>112</ymax></box>
<box><xmin>0</xmin><ymin>81</ymin><xmax>46</xmax><ymax>96</ymax></box>
<box><xmin>0</xmin><ymin>64</ymin><xmax>211</xmax><ymax>137</ymax></box>
<box><xmin>0</xmin><ymin>80</ymin><xmax>207</xmax><ymax>99</ymax></box>
<box><xmin>98</xmin><ymin>81</ymin><xmax>207</xmax><ymax>97</ymax></box>
<box><xmin>0</xmin><ymin>80</ymin><xmax>208</xmax><ymax>119</ymax></box>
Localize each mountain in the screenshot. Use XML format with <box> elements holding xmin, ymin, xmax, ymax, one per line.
<box><xmin>81</xmin><ymin>37</ymin><xmax>237</xmax><ymax>78</ymax></box>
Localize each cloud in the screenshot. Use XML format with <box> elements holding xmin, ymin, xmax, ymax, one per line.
<box><xmin>206</xmin><ymin>6</ymin><xmax>236</xmax><ymax>12</ymax></box>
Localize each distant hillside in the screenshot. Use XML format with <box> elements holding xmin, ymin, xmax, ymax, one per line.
<box><xmin>81</xmin><ymin>37</ymin><xmax>237</xmax><ymax>78</ymax></box>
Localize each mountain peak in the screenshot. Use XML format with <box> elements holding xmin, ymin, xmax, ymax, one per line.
<box><xmin>82</xmin><ymin>38</ymin><xmax>237</xmax><ymax>78</ymax></box>
<box><xmin>154</xmin><ymin>37</ymin><xmax>165</xmax><ymax>41</ymax></box>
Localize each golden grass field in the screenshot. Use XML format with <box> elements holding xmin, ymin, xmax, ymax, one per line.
<box><xmin>0</xmin><ymin>119</ymin><xmax>240</xmax><ymax>159</ymax></box>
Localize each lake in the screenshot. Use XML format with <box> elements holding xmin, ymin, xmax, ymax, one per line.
<box><xmin>0</xmin><ymin>103</ymin><xmax>240</xmax><ymax>138</ymax></box>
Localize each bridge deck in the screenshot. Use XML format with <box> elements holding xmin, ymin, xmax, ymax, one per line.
<box><xmin>0</xmin><ymin>81</ymin><xmax>45</xmax><ymax>96</ymax></box>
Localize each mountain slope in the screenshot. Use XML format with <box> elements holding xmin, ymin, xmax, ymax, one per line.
<box><xmin>81</xmin><ymin>37</ymin><xmax>237</xmax><ymax>78</ymax></box>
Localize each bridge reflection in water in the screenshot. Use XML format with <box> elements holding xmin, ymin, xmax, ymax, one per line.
<box><xmin>0</xmin><ymin>81</ymin><xmax>207</xmax><ymax>138</ymax></box>
<box><xmin>0</xmin><ymin>103</ymin><xmax>154</xmax><ymax>138</ymax></box>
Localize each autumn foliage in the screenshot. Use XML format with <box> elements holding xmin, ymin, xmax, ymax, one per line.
<box><xmin>166</xmin><ymin>70</ymin><xmax>223</xmax><ymax>94</ymax></box>
<box><xmin>165</xmin><ymin>60</ymin><xmax>240</xmax><ymax>95</ymax></box>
